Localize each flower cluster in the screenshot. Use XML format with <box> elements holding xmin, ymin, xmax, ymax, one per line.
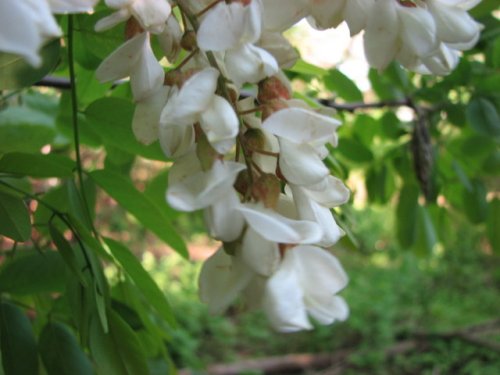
<box><xmin>0</xmin><ymin>0</ymin><xmax>483</xmax><ymax>332</ymax></box>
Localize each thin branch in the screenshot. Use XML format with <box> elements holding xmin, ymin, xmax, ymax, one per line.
<box><xmin>318</xmin><ymin>98</ymin><xmax>413</xmax><ymax>112</ymax></box>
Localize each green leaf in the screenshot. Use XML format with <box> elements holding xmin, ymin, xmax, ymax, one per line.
<box><xmin>336</xmin><ymin>137</ymin><xmax>374</xmax><ymax>164</ymax></box>
<box><xmin>487</xmin><ymin>199</ymin><xmax>500</xmax><ymax>253</ymax></box>
<box><xmin>104</xmin><ymin>237</ymin><xmax>176</xmax><ymax>327</ymax></box>
<box><xmin>0</xmin><ymin>106</ymin><xmax>55</xmax><ymax>153</ymax></box>
<box><xmin>0</xmin><ymin>250</ymin><xmax>66</xmax><ymax>295</ymax></box>
<box><xmin>49</xmin><ymin>223</ymin><xmax>88</xmax><ymax>287</ymax></box>
<box><xmin>466</xmin><ymin>98</ymin><xmax>500</xmax><ymax>138</ymax></box>
<box><xmin>39</xmin><ymin>322</ymin><xmax>93</xmax><ymax>375</ymax></box>
<box><xmin>368</xmin><ymin>67</ymin><xmax>404</xmax><ymax>100</ymax></box>
<box><xmin>90</xmin><ymin>170</ymin><xmax>187</xmax><ymax>258</ymax></box>
<box><xmin>413</xmin><ymin>206</ymin><xmax>438</xmax><ymax>257</ymax></box>
<box><xmin>324</xmin><ymin>69</ymin><xmax>363</xmax><ymax>102</ymax></box>
<box><xmin>0</xmin><ymin>152</ymin><xmax>74</xmax><ymax>178</ymax></box>
<box><xmin>396</xmin><ymin>184</ymin><xmax>420</xmax><ymax>249</ymax></box>
<box><xmin>462</xmin><ymin>180</ymin><xmax>488</xmax><ymax>224</ymax></box>
<box><xmin>0</xmin><ymin>302</ymin><xmax>38</xmax><ymax>375</ymax></box>
<box><xmin>89</xmin><ymin>311</ymin><xmax>151</xmax><ymax>375</ymax></box>
<box><xmin>85</xmin><ymin>98</ymin><xmax>165</xmax><ymax>161</ymax></box>
<box><xmin>0</xmin><ymin>39</ymin><xmax>60</xmax><ymax>90</ymax></box>
<box><xmin>0</xmin><ymin>191</ymin><xmax>31</xmax><ymax>242</ymax></box>
<box><xmin>288</xmin><ymin>59</ymin><xmax>328</xmax><ymax>77</ymax></box>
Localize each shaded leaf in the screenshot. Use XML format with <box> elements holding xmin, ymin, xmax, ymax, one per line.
<box><xmin>0</xmin><ymin>301</ymin><xmax>38</xmax><ymax>375</ymax></box>
<box><xmin>104</xmin><ymin>237</ymin><xmax>176</xmax><ymax>327</ymax></box>
<box><xmin>39</xmin><ymin>322</ymin><xmax>93</xmax><ymax>375</ymax></box>
<box><xmin>0</xmin><ymin>191</ymin><xmax>31</xmax><ymax>242</ymax></box>
<box><xmin>466</xmin><ymin>98</ymin><xmax>500</xmax><ymax>138</ymax></box>
<box><xmin>90</xmin><ymin>170</ymin><xmax>187</xmax><ymax>258</ymax></box>
<box><xmin>396</xmin><ymin>184</ymin><xmax>419</xmax><ymax>249</ymax></box>
<box><xmin>0</xmin><ymin>250</ymin><xmax>66</xmax><ymax>295</ymax></box>
<box><xmin>89</xmin><ymin>311</ymin><xmax>150</xmax><ymax>375</ymax></box>
<box><xmin>0</xmin><ymin>39</ymin><xmax>60</xmax><ymax>90</ymax></box>
<box><xmin>487</xmin><ymin>199</ymin><xmax>500</xmax><ymax>253</ymax></box>
<box><xmin>0</xmin><ymin>152</ymin><xmax>74</xmax><ymax>178</ymax></box>
<box><xmin>324</xmin><ymin>69</ymin><xmax>363</xmax><ymax>102</ymax></box>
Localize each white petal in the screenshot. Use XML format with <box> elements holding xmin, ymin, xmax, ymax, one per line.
<box><xmin>279</xmin><ymin>139</ymin><xmax>330</xmax><ymax>186</ymax></box>
<box><xmin>206</xmin><ymin>190</ymin><xmax>245</xmax><ymax>242</ymax></box>
<box><xmin>241</xmin><ymin>227</ymin><xmax>280</xmax><ymax>276</ymax></box>
<box><xmin>95</xmin><ymin>32</ymin><xmax>146</xmax><ymax>83</ymax></box>
<box><xmin>262</xmin><ymin>0</ymin><xmax>308</xmax><ymax>32</ymax></box>
<box><xmin>159</xmin><ymin>123</ymin><xmax>195</xmax><ymax>157</ymax></box>
<box><xmin>293</xmin><ymin>245</ymin><xmax>348</xmax><ymax>296</ymax></box>
<box><xmin>199</xmin><ymin>96</ymin><xmax>239</xmax><ymax>154</ymax></box>
<box><xmin>263</xmin><ymin>252</ymin><xmax>312</xmax><ymax>332</ymax></box>
<box><xmin>291</xmin><ymin>185</ymin><xmax>344</xmax><ymax>247</ymax></box>
<box><xmin>199</xmin><ymin>247</ymin><xmax>254</xmax><ymax>314</ymax></box>
<box><xmin>258</xmin><ymin>32</ymin><xmax>299</xmax><ymax>69</ymax></box>
<box><xmin>225</xmin><ymin>44</ymin><xmax>279</xmax><ymax>86</ymax></box>
<box><xmin>167</xmin><ymin>160</ymin><xmax>246</xmax><ymax>211</ymax></box>
<box><xmin>157</xmin><ymin>16</ymin><xmax>182</xmax><ymax>62</ymax></box>
<box><xmin>302</xmin><ymin>176</ymin><xmax>350</xmax><ymax>207</ymax></box>
<box><xmin>48</xmin><ymin>0</ymin><xmax>98</xmax><ymax>13</ymax></box>
<box><xmin>130</xmin><ymin>0</ymin><xmax>172</xmax><ymax>34</ymax></box>
<box><xmin>130</xmin><ymin>34</ymin><xmax>165</xmax><ymax>101</ymax></box>
<box><xmin>237</xmin><ymin>203</ymin><xmax>322</xmax><ymax>244</ymax></box>
<box><xmin>160</xmin><ymin>67</ymin><xmax>219</xmax><ymax>126</ymax></box>
<box><xmin>363</xmin><ymin>0</ymin><xmax>399</xmax><ymax>69</ymax></box>
<box><xmin>94</xmin><ymin>9</ymin><xmax>130</xmax><ymax>32</ymax></box>
<box><xmin>262</xmin><ymin>107</ymin><xmax>340</xmax><ymax>145</ymax></box>
<box><xmin>132</xmin><ymin>86</ymin><xmax>169</xmax><ymax>144</ymax></box>
<box><xmin>398</xmin><ymin>5</ymin><xmax>437</xmax><ymax>58</ymax></box>
<box><xmin>308</xmin><ymin>295</ymin><xmax>349</xmax><ymax>325</ymax></box>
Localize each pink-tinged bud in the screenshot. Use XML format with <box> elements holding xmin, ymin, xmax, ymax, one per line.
<box><xmin>125</xmin><ymin>18</ymin><xmax>144</xmax><ymax>40</ymax></box>
<box><xmin>243</xmin><ymin>128</ymin><xmax>266</xmax><ymax>153</ymax></box>
<box><xmin>398</xmin><ymin>0</ymin><xmax>417</xmax><ymax>8</ymax></box>
<box><xmin>181</xmin><ymin>30</ymin><xmax>197</xmax><ymax>51</ymax></box>
<box><xmin>258</xmin><ymin>76</ymin><xmax>291</xmax><ymax>103</ymax></box>
<box><xmin>252</xmin><ymin>173</ymin><xmax>281</xmax><ymax>209</ymax></box>
<box><xmin>261</xmin><ymin>99</ymin><xmax>288</xmax><ymax>121</ymax></box>
<box><xmin>229</xmin><ymin>0</ymin><xmax>252</xmax><ymax>5</ymax></box>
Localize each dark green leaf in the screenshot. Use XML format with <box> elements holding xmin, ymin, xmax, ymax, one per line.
<box><xmin>368</xmin><ymin>67</ymin><xmax>404</xmax><ymax>100</ymax></box>
<box><xmin>85</xmin><ymin>98</ymin><xmax>165</xmax><ymax>160</ymax></box>
<box><xmin>0</xmin><ymin>39</ymin><xmax>60</xmax><ymax>90</ymax></box>
<box><xmin>90</xmin><ymin>170</ymin><xmax>187</xmax><ymax>258</ymax></box>
<box><xmin>396</xmin><ymin>184</ymin><xmax>419</xmax><ymax>249</ymax></box>
<box><xmin>487</xmin><ymin>199</ymin><xmax>500</xmax><ymax>253</ymax></box>
<box><xmin>466</xmin><ymin>98</ymin><xmax>500</xmax><ymax>138</ymax></box>
<box><xmin>0</xmin><ymin>152</ymin><xmax>74</xmax><ymax>178</ymax></box>
<box><xmin>104</xmin><ymin>237</ymin><xmax>176</xmax><ymax>327</ymax></box>
<box><xmin>89</xmin><ymin>311</ymin><xmax>150</xmax><ymax>375</ymax></box>
<box><xmin>0</xmin><ymin>250</ymin><xmax>66</xmax><ymax>295</ymax></box>
<box><xmin>39</xmin><ymin>322</ymin><xmax>93</xmax><ymax>375</ymax></box>
<box><xmin>49</xmin><ymin>223</ymin><xmax>88</xmax><ymax>287</ymax></box>
<box><xmin>324</xmin><ymin>69</ymin><xmax>363</xmax><ymax>102</ymax></box>
<box><xmin>0</xmin><ymin>191</ymin><xmax>31</xmax><ymax>242</ymax></box>
<box><xmin>0</xmin><ymin>302</ymin><xmax>38</xmax><ymax>375</ymax></box>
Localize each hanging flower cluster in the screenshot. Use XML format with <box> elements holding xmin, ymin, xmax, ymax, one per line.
<box><xmin>0</xmin><ymin>0</ymin><xmax>482</xmax><ymax>332</ymax></box>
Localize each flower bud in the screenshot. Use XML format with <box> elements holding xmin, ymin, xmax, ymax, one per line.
<box><xmin>243</xmin><ymin>128</ymin><xmax>266</xmax><ymax>153</ymax></box>
<box><xmin>252</xmin><ymin>173</ymin><xmax>281</xmax><ymax>209</ymax></box>
<box><xmin>261</xmin><ymin>99</ymin><xmax>288</xmax><ymax>121</ymax></box>
<box><xmin>180</xmin><ymin>30</ymin><xmax>198</xmax><ymax>51</ymax></box>
<box><xmin>234</xmin><ymin>170</ymin><xmax>251</xmax><ymax>196</ymax></box>
<box><xmin>258</xmin><ymin>76</ymin><xmax>291</xmax><ymax>103</ymax></box>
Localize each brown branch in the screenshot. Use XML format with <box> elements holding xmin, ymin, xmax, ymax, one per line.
<box><xmin>318</xmin><ymin>98</ymin><xmax>413</xmax><ymax>112</ymax></box>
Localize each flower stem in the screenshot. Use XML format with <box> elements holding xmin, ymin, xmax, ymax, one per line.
<box><xmin>67</xmin><ymin>15</ymin><xmax>97</xmax><ymax>237</ymax></box>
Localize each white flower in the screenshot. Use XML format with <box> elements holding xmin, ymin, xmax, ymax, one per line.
<box><xmin>157</xmin><ymin>15</ymin><xmax>183</xmax><ymax>62</ymax></box>
<box><xmin>263</xmin><ymin>245</ymin><xmax>349</xmax><ymax>332</ymax></box>
<box><xmin>95</xmin><ymin>0</ymin><xmax>171</xmax><ymax>34</ymax></box>
<box><xmin>95</xmin><ymin>32</ymin><xmax>164</xmax><ymax>101</ymax></box>
<box><xmin>48</xmin><ymin>0</ymin><xmax>97</xmax><ymax>13</ymax></box>
<box><xmin>132</xmin><ymin>86</ymin><xmax>170</xmax><ymax>145</ymax></box>
<box><xmin>197</xmin><ymin>0</ymin><xmax>278</xmax><ymax>86</ymax></box>
<box><xmin>159</xmin><ymin>67</ymin><xmax>238</xmax><ymax>157</ymax></box>
<box><xmin>262</xmin><ymin>107</ymin><xmax>341</xmax><ymax>185</ymax></box>
<box><xmin>199</xmin><ymin>246</ymin><xmax>255</xmax><ymax>314</ymax></box>
<box><xmin>167</xmin><ymin>152</ymin><xmax>246</xmax><ymax>212</ymax></box>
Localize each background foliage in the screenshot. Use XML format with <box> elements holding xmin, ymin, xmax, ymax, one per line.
<box><xmin>0</xmin><ymin>2</ymin><xmax>498</xmax><ymax>374</ymax></box>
